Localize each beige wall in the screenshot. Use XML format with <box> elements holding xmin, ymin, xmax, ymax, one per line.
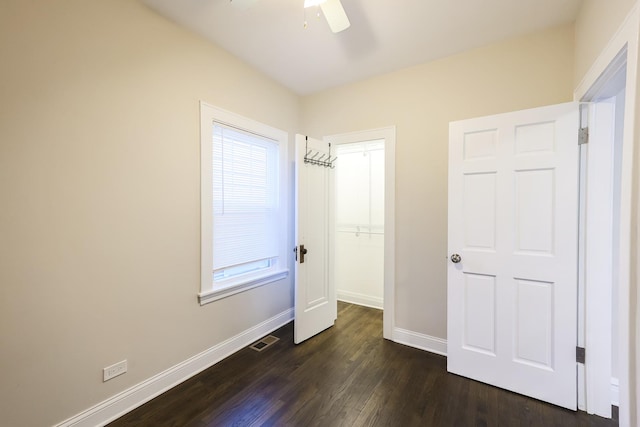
<box><xmin>574</xmin><ymin>0</ymin><xmax>637</xmax><ymax>86</ymax></box>
<box><xmin>4</xmin><ymin>1</ymin><xmax>630</xmax><ymax>425</ymax></box>
<box><xmin>0</xmin><ymin>1</ymin><xmax>298</xmax><ymax>426</ymax></box>
<box><xmin>300</xmin><ymin>25</ymin><xmax>575</xmax><ymax>339</ymax></box>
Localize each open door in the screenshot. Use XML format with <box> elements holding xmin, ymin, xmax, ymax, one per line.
<box><xmin>294</xmin><ymin>135</ymin><xmax>336</xmax><ymax>344</ymax></box>
<box><xmin>447</xmin><ymin>102</ymin><xmax>579</xmax><ymax>409</ymax></box>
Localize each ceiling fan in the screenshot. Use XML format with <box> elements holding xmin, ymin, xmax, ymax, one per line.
<box><xmin>230</xmin><ymin>0</ymin><xmax>351</xmax><ymax>33</ymax></box>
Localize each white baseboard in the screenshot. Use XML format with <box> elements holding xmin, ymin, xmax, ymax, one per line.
<box><xmin>392</xmin><ymin>327</ymin><xmax>447</xmax><ymax>356</ymax></box>
<box><xmin>337</xmin><ymin>290</ymin><xmax>383</xmax><ymax>310</ymax></box>
<box><xmin>56</xmin><ymin>308</ymin><xmax>294</xmax><ymax>427</ymax></box>
<box><xmin>611</xmin><ymin>377</ymin><xmax>619</xmax><ymax>406</ymax></box>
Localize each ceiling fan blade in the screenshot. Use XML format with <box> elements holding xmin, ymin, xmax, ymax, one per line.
<box><xmin>230</xmin><ymin>0</ymin><xmax>258</xmax><ymax>10</ymax></box>
<box><xmin>320</xmin><ymin>0</ymin><xmax>350</xmax><ymax>33</ymax></box>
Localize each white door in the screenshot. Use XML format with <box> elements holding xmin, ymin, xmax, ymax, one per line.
<box><xmin>447</xmin><ymin>102</ymin><xmax>579</xmax><ymax>409</ymax></box>
<box><xmin>294</xmin><ymin>134</ymin><xmax>336</xmax><ymax>344</ymax></box>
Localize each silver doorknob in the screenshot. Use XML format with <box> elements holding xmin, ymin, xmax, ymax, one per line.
<box><xmin>450</xmin><ymin>253</ymin><xmax>462</xmax><ymax>263</ymax></box>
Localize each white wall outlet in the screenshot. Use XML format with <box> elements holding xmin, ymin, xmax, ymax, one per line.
<box><xmin>103</xmin><ymin>360</ymin><xmax>127</xmax><ymax>382</ymax></box>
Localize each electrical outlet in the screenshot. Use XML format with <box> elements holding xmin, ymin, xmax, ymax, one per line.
<box><xmin>103</xmin><ymin>360</ymin><xmax>127</xmax><ymax>382</ymax></box>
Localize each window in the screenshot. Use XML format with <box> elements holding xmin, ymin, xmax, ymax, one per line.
<box><xmin>199</xmin><ymin>102</ymin><xmax>288</xmax><ymax>305</ymax></box>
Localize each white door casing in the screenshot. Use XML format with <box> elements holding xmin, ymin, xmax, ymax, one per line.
<box><xmin>294</xmin><ymin>135</ymin><xmax>336</xmax><ymax>344</ymax></box>
<box><xmin>574</xmin><ymin>10</ymin><xmax>639</xmax><ymax>423</ymax></box>
<box><xmin>583</xmin><ymin>100</ymin><xmax>617</xmax><ymax>417</ymax></box>
<box><xmin>447</xmin><ymin>102</ymin><xmax>579</xmax><ymax>409</ymax></box>
<box><xmin>325</xmin><ymin>126</ymin><xmax>396</xmax><ymax>339</ymax></box>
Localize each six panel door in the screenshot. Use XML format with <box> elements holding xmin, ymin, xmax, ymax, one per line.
<box><xmin>447</xmin><ymin>102</ymin><xmax>579</xmax><ymax>409</ymax></box>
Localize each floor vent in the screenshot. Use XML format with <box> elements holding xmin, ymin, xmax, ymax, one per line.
<box><xmin>249</xmin><ymin>335</ymin><xmax>280</xmax><ymax>352</ymax></box>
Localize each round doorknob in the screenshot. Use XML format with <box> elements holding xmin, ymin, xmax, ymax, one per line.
<box><xmin>450</xmin><ymin>253</ymin><xmax>462</xmax><ymax>263</ymax></box>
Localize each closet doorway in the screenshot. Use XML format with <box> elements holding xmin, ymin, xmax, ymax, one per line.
<box><xmin>334</xmin><ymin>139</ymin><xmax>385</xmax><ymax>309</ymax></box>
<box><xmin>326</xmin><ymin>127</ymin><xmax>396</xmax><ymax>338</ymax></box>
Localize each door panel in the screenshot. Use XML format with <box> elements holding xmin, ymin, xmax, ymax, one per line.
<box><xmin>463</xmin><ymin>172</ymin><xmax>497</xmax><ymax>249</ymax></box>
<box><xmin>514</xmin><ymin>278</ymin><xmax>553</xmax><ymax>368</ymax></box>
<box><xmin>448</xmin><ymin>102</ymin><xmax>579</xmax><ymax>410</ymax></box>
<box><xmin>463</xmin><ymin>273</ymin><xmax>496</xmax><ymax>355</ymax></box>
<box><xmin>515</xmin><ymin>169</ymin><xmax>555</xmax><ymax>253</ymax></box>
<box><xmin>294</xmin><ymin>135</ymin><xmax>336</xmax><ymax>344</ymax></box>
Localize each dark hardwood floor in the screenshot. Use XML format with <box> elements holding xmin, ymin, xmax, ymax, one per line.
<box><xmin>109</xmin><ymin>303</ymin><xmax>617</xmax><ymax>427</ymax></box>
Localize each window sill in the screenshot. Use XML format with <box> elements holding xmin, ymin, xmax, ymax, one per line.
<box><xmin>198</xmin><ymin>269</ymin><xmax>289</xmax><ymax>306</ymax></box>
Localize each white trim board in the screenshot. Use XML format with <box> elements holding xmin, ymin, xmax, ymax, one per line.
<box><xmin>55</xmin><ymin>309</ymin><xmax>294</xmax><ymax>427</ymax></box>
<box><xmin>392</xmin><ymin>327</ymin><xmax>447</xmax><ymax>357</ymax></box>
<box><xmin>337</xmin><ymin>290</ymin><xmax>383</xmax><ymax>310</ymax></box>
<box><xmin>573</xmin><ymin>4</ymin><xmax>639</xmax><ymax>425</ymax></box>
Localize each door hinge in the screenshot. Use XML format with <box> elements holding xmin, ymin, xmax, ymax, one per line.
<box><xmin>576</xmin><ymin>346</ymin><xmax>586</xmax><ymax>364</ymax></box>
<box><xmin>578</xmin><ymin>127</ymin><xmax>589</xmax><ymax>145</ymax></box>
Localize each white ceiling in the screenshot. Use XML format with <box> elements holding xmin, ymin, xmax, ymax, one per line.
<box><xmin>143</xmin><ymin>0</ymin><xmax>582</xmax><ymax>95</ymax></box>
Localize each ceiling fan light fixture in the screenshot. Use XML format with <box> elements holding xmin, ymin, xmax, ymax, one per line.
<box><xmin>320</xmin><ymin>0</ymin><xmax>350</xmax><ymax>33</ymax></box>
<box><xmin>304</xmin><ymin>0</ymin><xmax>327</xmax><ymax>8</ymax></box>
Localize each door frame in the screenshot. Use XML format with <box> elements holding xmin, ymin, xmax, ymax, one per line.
<box><xmin>574</xmin><ymin>4</ymin><xmax>639</xmax><ymax>425</ymax></box>
<box><xmin>325</xmin><ymin>126</ymin><xmax>396</xmax><ymax>339</ymax></box>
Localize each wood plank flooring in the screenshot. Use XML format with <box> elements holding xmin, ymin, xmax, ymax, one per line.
<box><xmin>109</xmin><ymin>303</ymin><xmax>617</xmax><ymax>427</ymax></box>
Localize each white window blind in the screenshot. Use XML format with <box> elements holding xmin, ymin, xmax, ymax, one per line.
<box><xmin>212</xmin><ymin>124</ymin><xmax>279</xmax><ymax>280</ymax></box>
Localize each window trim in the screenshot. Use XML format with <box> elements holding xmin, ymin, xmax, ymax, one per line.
<box><xmin>199</xmin><ymin>102</ymin><xmax>289</xmax><ymax>305</ymax></box>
